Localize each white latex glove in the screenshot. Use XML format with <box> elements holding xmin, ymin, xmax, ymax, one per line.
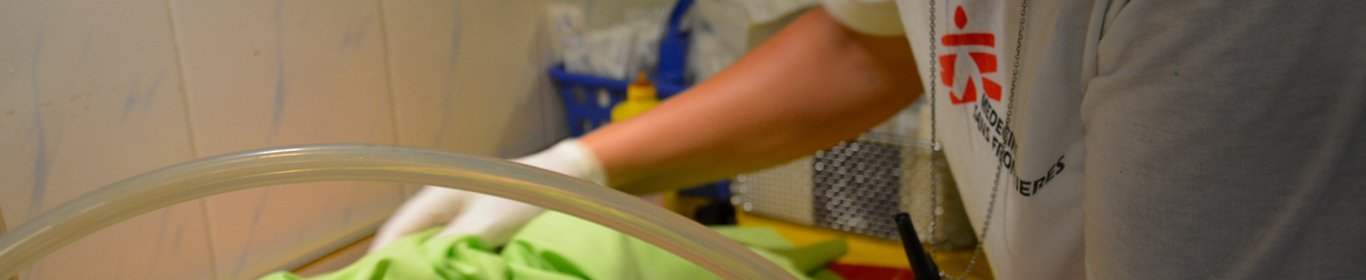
<box><xmin>370</xmin><ymin>139</ymin><xmax>606</xmax><ymax>252</ymax></box>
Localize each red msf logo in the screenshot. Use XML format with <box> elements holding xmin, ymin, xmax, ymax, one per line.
<box><xmin>939</xmin><ymin>5</ymin><xmax>1001</xmax><ymax>105</ymax></box>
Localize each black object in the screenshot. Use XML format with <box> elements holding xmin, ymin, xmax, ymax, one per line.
<box><xmin>691</xmin><ymin>199</ymin><xmax>737</xmax><ymax>225</ymax></box>
<box><xmin>896</xmin><ymin>212</ymin><xmax>941</xmax><ymax>280</ymax></box>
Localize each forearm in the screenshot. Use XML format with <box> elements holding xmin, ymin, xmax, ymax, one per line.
<box><xmin>582</xmin><ymin>8</ymin><xmax>921</xmax><ymax>194</ymax></box>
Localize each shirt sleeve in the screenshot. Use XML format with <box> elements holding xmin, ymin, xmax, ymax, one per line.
<box><xmin>822</xmin><ymin>0</ymin><xmax>905</xmax><ymax>36</ymax></box>
<box><xmin>1080</xmin><ymin>1</ymin><xmax>1366</xmax><ymax>278</ymax></box>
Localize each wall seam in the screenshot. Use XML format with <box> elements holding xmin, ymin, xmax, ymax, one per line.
<box><xmin>162</xmin><ymin>0</ymin><xmax>221</xmax><ymax>278</ymax></box>
<box><xmin>535</xmin><ymin>0</ymin><xmax>560</xmax><ymax>146</ymax></box>
<box><xmin>0</xmin><ymin>206</ymin><xmax>7</xmax><ymax>236</ymax></box>
<box><xmin>375</xmin><ymin>0</ymin><xmax>415</xmax><ymax>200</ymax></box>
<box><xmin>376</xmin><ymin>0</ymin><xmax>402</xmax><ymax>147</ymax></box>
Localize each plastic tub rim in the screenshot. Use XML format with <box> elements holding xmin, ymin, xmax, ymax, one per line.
<box><xmin>0</xmin><ymin>144</ymin><xmax>793</xmax><ymax>279</ymax></box>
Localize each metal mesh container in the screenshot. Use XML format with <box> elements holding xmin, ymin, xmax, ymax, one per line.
<box><xmin>732</xmin><ymin>130</ymin><xmax>976</xmax><ymax>248</ymax></box>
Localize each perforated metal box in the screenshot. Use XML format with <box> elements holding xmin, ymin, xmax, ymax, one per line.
<box><xmin>732</xmin><ymin>129</ymin><xmax>976</xmax><ymax>248</ymax></box>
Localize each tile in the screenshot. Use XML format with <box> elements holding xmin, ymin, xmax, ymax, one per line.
<box><xmin>383</xmin><ymin>0</ymin><xmax>561</xmax><ymax>158</ymax></box>
<box><xmin>171</xmin><ymin>0</ymin><xmax>397</xmax><ymax>152</ymax></box>
<box><xmin>202</xmin><ymin>182</ymin><xmax>398</xmax><ymax>279</ymax></box>
<box><xmin>0</xmin><ymin>0</ymin><xmax>213</xmax><ymax>278</ymax></box>
<box><xmin>170</xmin><ymin>0</ymin><xmax>404</xmax><ymax>278</ymax></box>
<box><xmin>25</xmin><ymin>202</ymin><xmax>217</xmax><ymax>280</ymax></box>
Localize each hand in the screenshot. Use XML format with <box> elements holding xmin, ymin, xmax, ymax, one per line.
<box><xmin>369</xmin><ymin>140</ymin><xmax>606</xmax><ymax>251</ymax></box>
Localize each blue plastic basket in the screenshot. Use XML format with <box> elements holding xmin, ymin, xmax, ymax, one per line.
<box><xmin>551</xmin><ymin>0</ymin><xmax>692</xmax><ymax>137</ymax></box>
<box><xmin>547</xmin><ymin>0</ymin><xmax>730</xmax><ymax>201</ymax></box>
<box><xmin>547</xmin><ymin>67</ymin><xmax>689</xmax><ymax>136</ymax></box>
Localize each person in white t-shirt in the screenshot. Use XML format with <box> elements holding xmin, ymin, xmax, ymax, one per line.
<box><xmin>376</xmin><ymin>1</ymin><xmax>1366</xmax><ymax>279</ymax></box>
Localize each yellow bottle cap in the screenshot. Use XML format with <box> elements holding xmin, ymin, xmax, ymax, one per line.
<box><xmin>627</xmin><ymin>72</ymin><xmax>657</xmax><ymax>101</ymax></box>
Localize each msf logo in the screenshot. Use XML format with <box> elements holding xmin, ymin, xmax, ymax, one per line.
<box><xmin>939</xmin><ymin>5</ymin><xmax>1001</xmax><ymax>105</ymax></box>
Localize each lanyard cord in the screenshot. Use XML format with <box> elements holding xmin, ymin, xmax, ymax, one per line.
<box><xmin>925</xmin><ymin>0</ymin><xmax>1031</xmax><ymax>278</ymax></box>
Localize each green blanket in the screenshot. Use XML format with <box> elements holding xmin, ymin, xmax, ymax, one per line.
<box><xmin>263</xmin><ymin>212</ymin><xmax>845</xmax><ymax>280</ymax></box>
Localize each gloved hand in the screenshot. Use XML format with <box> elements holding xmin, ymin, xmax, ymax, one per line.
<box><xmin>370</xmin><ymin>139</ymin><xmax>607</xmax><ymax>252</ymax></box>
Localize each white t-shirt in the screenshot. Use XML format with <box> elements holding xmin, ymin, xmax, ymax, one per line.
<box><xmin>827</xmin><ymin>0</ymin><xmax>1366</xmax><ymax>279</ymax></box>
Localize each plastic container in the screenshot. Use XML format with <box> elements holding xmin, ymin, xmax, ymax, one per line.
<box><xmin>0</xmin><ymin>145</ymin><xmax>792</xmax><ymax>279</ymax></box>
<box><xmin>610</xmin><ymin>73</ymin><xmax>662</xmax><ymax>122</ymax></box>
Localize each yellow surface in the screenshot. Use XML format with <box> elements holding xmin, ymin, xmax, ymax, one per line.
<box><xmin>736</xmin><ymin>211</ymin><xmax>909</xmax><ymax>267</ymax></box>
<box><xmin>932</xmin><ymin>249</ymin><xmax>996</xmax><ymax>280</ymax></box>
<box><xmin>736</xmin><ymin>211</ymin><xmax>994</xmax><ymax>279</ymax></box>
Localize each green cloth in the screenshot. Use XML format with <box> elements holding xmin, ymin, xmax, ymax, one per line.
<box><xmin>262</xmin><ymin>212</ymin><xmax>845</xmax><ymax>280</ymax></box>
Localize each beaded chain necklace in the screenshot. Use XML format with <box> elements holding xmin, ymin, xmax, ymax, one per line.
<box><xmin>924</xmin><ymin>0</ymin><xmax>1030</xmax><ymax>278</ymax></box>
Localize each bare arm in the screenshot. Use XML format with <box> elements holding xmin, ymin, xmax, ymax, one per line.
<box><xmin>582</xmin><ymin>8</ymin><xmax>922</xmax><ymax>194</ymax></box>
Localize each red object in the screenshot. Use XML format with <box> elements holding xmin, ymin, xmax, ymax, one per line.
<box><xmin>941</xmin><ymin>33</ymin><xmax>995</xmax><ymax>47</ymax></box>
<box><xmin>938</xmin><ymin>4</ymin><xmax>1003</xmax><ymax>105</ymax></box>
<box><xmin>954</xmin><ymin>5</ymin><xmax>969</xmax><ymax>29</ymax></box>
<box><xmin>827</xmin><ymin>263</ymin><xmax>916</xmax><ymax>280</ymax></box>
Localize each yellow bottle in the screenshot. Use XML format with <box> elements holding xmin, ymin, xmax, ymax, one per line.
<box><xmin>611</xmin><ymin>73</ymin><xmax>679</xmax><ymax>211</ymax></box>
<box><xmin>611</xmin><ymin>73</ymin><xmax>660</xmax><ymax>122</ymax></box>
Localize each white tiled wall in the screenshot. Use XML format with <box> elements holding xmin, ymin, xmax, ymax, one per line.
<box><xmin>0</xmin><ymin>0</ymin><xmax>214</xmax><ymax>279</ymax></box>
<box><xmin>388</xmin><ymin>0</ymin><xmax>564</xmax><ymax>158</ymax></box>
<box><xmin>1</xmin><ymin>0</ymin><xmax>565</xmax><ymax>279</ymax></box>
<box><xmin>169</xmin><ymin>0</ymin><xmax>405</xmax><ymax>278</ymax></box>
